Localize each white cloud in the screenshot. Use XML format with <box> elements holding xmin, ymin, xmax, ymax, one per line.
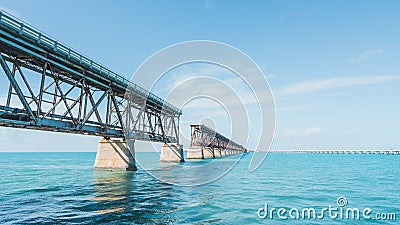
<box><xmin>275</xmin><ymin>75</ymin><xmax>400</xmax><ymax>96</ymax></box>
<box><xmin>278</xmin><ymin>103</ymin><xmax>325</xmax><ymax>112</ymax></box>
<box><xmin>327</xmin><ymin>92</ymin><xmax>345</xmax><ymax>96</ymax></box>
<box><xmin>279</xmin><ymin>127</ymin><xmax>321</xmax><ymax>138</ymax></box>
<box><xmin>305</xmin><ymin>127</ymin><xmax>321</xmax><ymax>135</ymax></box>
<box><xmin>283</xmin><ymin>129</ymin><xmax>297</xmax><ymax>137</ymax></box>
<box><xmin>154</xmin><ymin>63</ymin><xmax>270</xmax><ymax>108</ymax></box>
<box><xmin>266</xmin><ymin>73</ymin><xmax>277</xmax><ymax>79</ymax></box>
<box><xmin>347</xmin><ymin>49</ymin><xmax>383</xmax><ymax>63</ymax></box>
<box><xmin>204</xmin><ymin>0</ymin><xmax>216</xmax><ymax>9</ymax></box>
<box><xmin>270</xmin><ymin>46</ymin><xmax>281</xmax><ymax>52</ymax></box>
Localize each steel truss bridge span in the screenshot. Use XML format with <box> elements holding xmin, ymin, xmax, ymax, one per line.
<box><xmin>0</xmin><ymin>10</ymin><xmax>181</xmax><ymax>143</ymax></box>
<box><xmin>190</xmin><ymin>124</ymin><xmax>247</xmax><ymax>153</ymax></box>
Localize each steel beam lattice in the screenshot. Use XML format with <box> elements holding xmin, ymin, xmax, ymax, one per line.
<box><xmin>0</xmin><ymin>10</ymin><xmax>181</xmax><ymax>143</ymax></box>
<box><xmin>190</xmin><ymin>124</ymin><xmax>246</xmax><ymax>152</ymax></box>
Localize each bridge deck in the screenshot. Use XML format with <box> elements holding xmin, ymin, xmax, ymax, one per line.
<box><xmin>0</xmin><ymin>11</ymin><xmax>181</xmax><ymax>115</ymax></box>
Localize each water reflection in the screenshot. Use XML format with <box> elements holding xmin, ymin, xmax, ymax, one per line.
<box><xmin>92</xmin><ymin>171</ymin><xmax>134</xmax><ymax>214</ymax></box>
<box><xmin>91</xmin><ymin>170</ymin><xmax>180</xmax><ymax>224</ymax></box>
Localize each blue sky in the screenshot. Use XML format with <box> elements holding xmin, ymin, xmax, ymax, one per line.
<box><xmin>0</xmin><ymin>0</ymin><xmax>399</xmax><ymax>151</ymax></box>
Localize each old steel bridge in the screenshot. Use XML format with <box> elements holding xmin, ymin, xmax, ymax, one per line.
<box><xmin>0</xmin><ymin>10</ymin><xmax>247</xmax><ymax>170</ymax></box>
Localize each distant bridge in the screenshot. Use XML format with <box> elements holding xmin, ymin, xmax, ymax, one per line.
<box><xmin>0</xmin><ymin>11</ymin><xmax>246</xmax><ymax>170</ymax></box>
<box><xmin>187</xmin><ymin>124</ymin><xmax>247</xmax><ymax>159</ymax></box>
<box><xmin>269</xmin><ymin>149</ymin><xmax>400</xmax><ymax>155</ymax></box>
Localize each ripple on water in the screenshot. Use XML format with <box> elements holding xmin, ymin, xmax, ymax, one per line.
<box><xmin>0</xmin><ymin>152</ymin><xmax>399</xmax><ymax>224</ymax></box>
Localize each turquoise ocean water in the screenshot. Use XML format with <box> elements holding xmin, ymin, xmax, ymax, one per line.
<box><xmin>0</xmin><ymin>152</ymin><xmax>398</xmax><ymax>224</ymax></box>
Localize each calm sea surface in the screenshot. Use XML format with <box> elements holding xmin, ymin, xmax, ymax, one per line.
<box><xmin>0</xmin><ymin>152</ymin><xmax>398</xmax><ymax>224</ymax></box>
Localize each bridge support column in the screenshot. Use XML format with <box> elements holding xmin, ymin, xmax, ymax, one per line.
<box><xmin>160</xmin><ymin>143</ymin><xmax>184</xmax><ymax>162</ymax></box>
<box><xmin>187</xmin><ymin>146</ymin><xmax>204</xmax><ymax>159</ymax></box>
<box><xmin>94</xmin><ymin>138</ymin><xmax>137</xmax><ymax>171</ymax></box>
<box><xmin>203</xmin><ymin>147</ymin><xmax>215</xmax><ymax>158</ymax></box>
<box><xmin>214</xmin><ymin>148</ymin><xmax>221</xmax><ymax>157</ymax></box>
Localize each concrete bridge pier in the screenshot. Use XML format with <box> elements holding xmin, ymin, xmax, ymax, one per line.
<box><xmin>203</xmin><ymin>147</ymin><xmax>215</xmax><ymax>158</ymax></box>
<box><xmin>203</xmin><ymin>147</ymin><xmax>215</xmax><ymax>159</ymax></box>
<box><xmin>187</xmin><ymin>146</ymin><xmax>204</xmax><ymax>159</ymax></box>
<box><xmin>94</xmin><ymin>138</ymin><xmax>137</xmax><ymax>171</ymax></box>
<box><xmin>214</xmin><ymin>148</ymin><xmax>221</xmax><ymax>157</ymax></box>
<box><xmin>160</xmin><ymin>143</ymin><xmax>184</xmax><ymax>162</ymax></box>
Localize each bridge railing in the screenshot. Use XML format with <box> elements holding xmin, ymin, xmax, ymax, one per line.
<box><xmin>0</xmin><ymin>10</ymin><xmax>181</xmax><ymax>115</ymax></box>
